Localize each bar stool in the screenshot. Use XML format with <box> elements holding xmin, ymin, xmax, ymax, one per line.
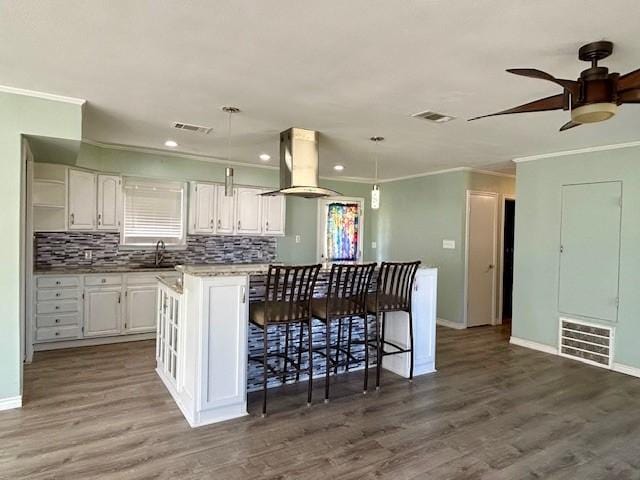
<box><xmin>249</xmin><ymin>264</ymin><xmax>321</xmax><ymax>416</ymax></box>
<box><xmin>367</xmin><ymin>261</ymin><xmax>421</xmax><ymax>389</ymax></box>
<box><xmin>311</xmin><ymin>263</ymin><xmax>376</xmax><ymax>401</ymax></box>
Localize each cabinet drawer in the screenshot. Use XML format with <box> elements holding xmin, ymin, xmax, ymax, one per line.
<box><xmin>36</xmin><ymin>289</ymin><xmax>81</xmax><ymax>301</ymax></box>
<box><xmin>36</xmin><ymin>312</ymin><xmax>81</xmax><ymax>328</ymax></box>
<box><xmin>35</xmin><ymin>326</ymin><xmax>81</xmax><ymax>342</ymax></box>
<box><xmin>36</xmin><ymin>300</ymin><xmax>80</xmax><ymax>315</ymax></box>
<box><xmin>85</xmin><ymin>275</ymin><xmax>122</xmax><ymax>286</ymax></box>
<box><xmin>36</xmin><ymin>276</ymin><xmax>80</xmax><ymax>288</ymax></box>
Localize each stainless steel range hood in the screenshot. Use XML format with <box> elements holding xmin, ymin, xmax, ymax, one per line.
<box><xmin>262</xmin><ymin>128</ymin><xmax>341</xmax><ymax>198</ymax></box>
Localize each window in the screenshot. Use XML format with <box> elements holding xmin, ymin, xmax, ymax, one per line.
<box><xmin>317</xmin><ymin>197</ymin><xmax>364</xmax><ymax>262</ymax></box>
<box><xmin>121</xmin><ymin>178</ymin><xmax>187</xmax><ymax>247</ymax></box>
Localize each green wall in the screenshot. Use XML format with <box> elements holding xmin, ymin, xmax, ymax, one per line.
<box><xmin>513</xmin><ymin>147</ymin><xmax>640</xmax><ymax>369</ymax></box>
<box><xmin>0</xmin><ymin>92</ymin><xmax>83</xmax><ymax>401</ymax></box>
<box><xmin>374</xmin><ymin>170</ymin><xmax>515</xmax><ymax>324</ymax></box>
<box><xmin>42</xmin><ymin>142</ymin><xmax>379</xmax><ymax>264</ymax></box>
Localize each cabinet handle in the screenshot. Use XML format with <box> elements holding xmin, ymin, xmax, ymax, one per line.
<box><xmin>101</xmin><ymin>278</ymin><xmax>107</xmax><ymax>283</ymax></box>
<box><xmin>238</xmin><ymin>220</ymin><xmax>241</xmax><ymax>230</ymax></box>
<box><xmin>70</xmin><ymin>213</ymin><xmax>75</xmax><ymax>225</ymax></box>
<box><xmin>118</xmin><ymin>293</ymin><xmax>121</xmax><ymax>304</ymax></box>
<box><xmin>55</xmin><ymin>318</ymin><xmax>60</xmax><ymax>323</ymax></box>
<box><xmin>55</xmin><ymin>332</ymin><xmax>60</xmax><ymax>336</ymax></box>
<box><xmin>56</xmin><ymin>293</ymin><xmax>61</xmax><ymax>297</ymax></box>
<box><xmin>97</xmin><ymin>213</ymin><xmax>102</xmax><ymax>226</ymax></box>
<box><xmin>210</xmin><ymin>218</ymin><xmax>214</xmax><ymax>227</ymax></box>
<box><xmin>55</xmin><ymin>281</ymin><xmax>61</xmax><ymax>285</ymax></box>
<box><xmin>265</xmin><ymin>221</ymin><xmax>269</xmax><ymax>230</ymax></box>
<box><xmin>217</xmin><ymin>219</ymin><xmax>221</xmax><ymax>229</ymax></box>
<box><xmin>55</xmin><ymin>306</ymin><xmax>60</xmax><ymax>310</ymax></box>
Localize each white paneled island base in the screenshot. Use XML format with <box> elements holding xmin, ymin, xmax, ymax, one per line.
<box><xmin>156</xmin><ymin>265</ymin><xmax>437</xmax><ymax>428</ymax></box>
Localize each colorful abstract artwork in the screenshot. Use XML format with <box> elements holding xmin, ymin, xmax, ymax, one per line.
<box><xmin>326</xmin><ymin>202</ymin><xmax>360</xmax><ymax>261</ymax></box>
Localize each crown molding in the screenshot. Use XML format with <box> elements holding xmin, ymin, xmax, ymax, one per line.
<box><xmin>513</xmin><ymin>140</ymin><xmax>640</xmax><ymax>163</ymax></box>
<box><xmin>0</xmin><ymin>85</ymin><xmax>86</xmax><ymax>105</ymax></box>
<box><xmin>83</xmin><ymin>139</ymin><xmax>279</xmax><ymax>170</ymax></box>
<box><xmin>470</xmin><ymin>169</ymin><xmax>516</xmax><ymax>179</ymax></box>
<box><xmin>378</xmin><ymin>167</ymin><xmax>471</xmax><ymax>183</ymax></box>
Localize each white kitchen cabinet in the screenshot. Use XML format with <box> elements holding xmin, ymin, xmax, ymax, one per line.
<box><xmin>262</xmin><ymin>194</ymin><xmax>286</xmax><ymax>236</ymax></box>
<box><xmin>235</xmin><ymin>187</ymin><xmax>262</xmax><ymax>235</ymax></box>
<box><xmin>68</xmin><ymin>169</ymin><xmax>97</xmax><ymax>230</ymax></box>
<box><xmin>189</xmin><ymin>182</ymin><xmax>216</xmax><ymax>234</ymax></box>
<box><xmin>97</xmin><ymin>174</ymin><xmax>122</xmax><ymax>231</ymax></box>
<box><xmin>157</xmin><ymin>272</ymin><xmax>248</xmax><ymax>427</ymax></box>
<box><xmin>84</xmin><ymin>286</ymin><xmax>122</xmax><ymax>337</ymax></box>
<box><xmin>125</xmin><ymin>285</ymin><xmax>157</xmax><ymax>333</ymax></box>
<box><xmin>215</xmin><ymin>185</ymin><xmax>236</xmax><ymax>234</ymax></box>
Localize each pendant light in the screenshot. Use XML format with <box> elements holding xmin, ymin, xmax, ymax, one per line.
<box><xmin>222</xmin><ymin>106</ymin><xmax>240</xmax><ymax>196</ymax></box>
<box><xmin>370</xmin><ymin>136</ymin><xmax>384</xmax><ymax>210</ymax></box>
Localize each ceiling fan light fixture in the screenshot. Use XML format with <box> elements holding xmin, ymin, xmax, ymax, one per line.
<box><xmin>570</xmin><ymin>102</ymin><xmax>618</xmax><ymax>124</ymax></box>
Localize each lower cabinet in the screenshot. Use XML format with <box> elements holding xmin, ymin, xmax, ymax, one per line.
<box><xmin>84</xmin><ymin>286</ymin><xmax>122</xmax><ymax>337</ymax></box>
<box><xmin>125</xmin><ymin>285</ymin><xmax>157</xmax><ymax>333</ymax></box>
<box><xmin>33</xmin><ymin>272</ymin><xmax>178</xmax><ymax>348</ymax></box>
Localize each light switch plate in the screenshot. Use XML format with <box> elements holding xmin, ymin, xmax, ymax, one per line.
<box><xmin>371</xmin><ymin>241</ymin><xmax>377</xmax><ymax>249</ymax></box>
<box><xmin>442</xmin><ymin>240</ymin><xmax>456</xmax><ymax>250</ymax></box>
<box><xmin>295</xmin><ymin>235</ymin><xmax>301</xmax><ymax>244</ymax></box>
<box><xmin>84</xmin><ymin>250</ymin><xmax>93</xmax><ymax>260</ymax></box>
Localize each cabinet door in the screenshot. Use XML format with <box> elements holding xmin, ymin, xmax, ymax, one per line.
<box><xmin>125</xmin><ymin>286</ymin><xmax>157</xmax><ymax>333</ymax></box>
<box><xmin>189</xmin><ymin>183</ymin><xmax>216</xmax><ymax>234</ymax></box>
<box><xmin>235</xmin><ymin>187</ymin><xmax>262</xmax><ymax>235</ymax></box>
<box><xmin>97</xmin><ymin>175</ymin><xmax>122</xmax><ymax>231</ymax></box>
<box><xmin>84</xmin><ymin>287</ymin><xmax>122</xmax><ymax>337</ymax></box>
<box><xmin>68</xmin><ymin>169</ymin><xmax>97</xmax><ymax>230</ymax></box>
<box><xmin>215</xmin><ymin>185</ymin><xmax>236</xmax><ymax>234</ymax></box>
<box><xmin>262</xmin><ymin>194</ymin><xmax>286</xmax><ymax>235</ymax></box>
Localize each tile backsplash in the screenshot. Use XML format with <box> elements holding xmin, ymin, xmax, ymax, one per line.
<box><xmin>34</xmin><ymin>232</ymin><xmax>277</xmax><ymax>269</ymax></box>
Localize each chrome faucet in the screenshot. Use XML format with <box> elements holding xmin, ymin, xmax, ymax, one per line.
<box><xmin>155</xmin><ymin>240</ymin><xmax>166</xmax><ymax>267</ymax></box>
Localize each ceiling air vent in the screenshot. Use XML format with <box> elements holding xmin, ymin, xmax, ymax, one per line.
<box><xmin>411</xmin><ymin>110</ymin><xmax>455</xmax><ymax>123</ymax></box>
<box><xmin>559</xmin><ymin>318</ymin><xmax>614</xmax><ymax>369</ymax></box>
<box><xmin>172</xmin><ymin>122</ymin><xmax>213</xmax><ymax>134</ymax></box>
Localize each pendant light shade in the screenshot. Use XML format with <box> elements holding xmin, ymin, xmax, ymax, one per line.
<box><xmin>222</xmin><ymin>106</ymin><xmax>240</xmax><ymax>197</ymax></box>
<box><xmin>225</xmin><ymin>167</ymin><xmax>234</xmax><ymax>196</ymax></box>
<box><xmin>370</xmin><ymin>136</ymin><xmax>384</xmax><ymax>210</ymax></box>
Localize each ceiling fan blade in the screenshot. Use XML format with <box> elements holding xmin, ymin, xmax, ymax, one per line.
<box><xmin>469</xmin><ymin>94</ymin><xmax>565</xmax><ymax>121</ymax></box>
<box><xmin>618</xmin><ymin>88</ymin><xmax>640</xmax><ymax>103</ymax></box>
<box><xmin>559</xmin><ymin>120</ymin><xmax>581</xmax><ymax>132</ymax></box>
<box><xmin>507</xmin><ymin>68</ymin><xmax>579</xmax><ymax>96</ymax></box>
<box><xmin>618</xmin><ymin>68</ymin><xmax>640</xmax><ymax>91</ymax></box>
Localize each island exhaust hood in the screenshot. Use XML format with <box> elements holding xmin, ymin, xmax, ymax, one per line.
<box><xmin>262</xmin><ymin>128</ymin><xmax>341</xmax><ymax>198</ymax></box>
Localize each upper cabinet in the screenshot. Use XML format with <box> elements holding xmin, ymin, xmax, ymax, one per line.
<box><xmin>215</xmin><ymin>185</ymin><xmax>236</xmax><ymax>234</ymax></box>
<box><xmin>189</xmin><ymin>183</ymin><xmax>216</xmax><ymax>234</ymax></box>
<box><xmin>97</xmin><ymin>175</ymin><xmax>122</xmax><ymax>231</ymax></box>
<box><xmin>235</xmin><ymin>187</ymin><xmax>263</xmax><ymax>235</ymax></box>
<box><xmin>68</xmin><ymin>169</ymin><xmax>97</xmax><ymax>230</ymax></box>
<box><xmin>188</xmin><ymin>183</ymin><xmax>285</xmax><ymax>236</ymax></box>
<box><xmin>262</xmin><ymin>195</ymin><xmax>286</xmax><ymax>236</ymax></box>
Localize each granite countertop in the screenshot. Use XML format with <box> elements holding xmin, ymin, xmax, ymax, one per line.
<box><xmin>156</xmin><ymin>274</ymin><xmax>183</xmax><ymax>294</ymax></box>
<box><xmin>34</xmin><ymin>265</ymin><xmax>179</xmax><ymax>275</ymax></box>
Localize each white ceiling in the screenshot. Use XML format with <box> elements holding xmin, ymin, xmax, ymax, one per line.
<box><xmin>2</xmin><ymin>0</ymin><xmax>640</xmax><ymax>180</ymax></box>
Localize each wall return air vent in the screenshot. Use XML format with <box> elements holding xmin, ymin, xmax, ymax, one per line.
<box><xmin>172</xmin><ymin>122</ymin><xmax>213</xmax><ymax>134</ymax></box>
<box><xmin>558</xmin><ymin>318</ymin><xmax>614</xmax><ymax>369</ymax></box>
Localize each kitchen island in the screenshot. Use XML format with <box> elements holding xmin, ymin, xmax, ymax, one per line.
<box><xmin>155</xmin><ymin>263</ymin><xmax>438</xmax><ymax>427</ymax></box>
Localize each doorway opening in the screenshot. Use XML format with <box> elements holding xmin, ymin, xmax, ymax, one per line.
<box><xmin>499</xmin><ymin>196</ymin><xmax>516</xmax><ymax>324</ymax></box>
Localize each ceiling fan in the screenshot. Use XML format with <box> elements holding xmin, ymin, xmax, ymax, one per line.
<box><xmin>470</xmin><ymin>41</ymin><xmax>640</xmax><ymax>131</ymax></box>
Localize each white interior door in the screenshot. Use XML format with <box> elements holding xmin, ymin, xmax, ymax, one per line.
<box><xmin>466</xmin><ymin>191</ymin><xmax>498</xmax><ymax>327</ymax></box>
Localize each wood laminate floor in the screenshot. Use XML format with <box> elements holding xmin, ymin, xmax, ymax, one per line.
<box><xmin>2</xmin><ymin>326</ymin><xmax>640</xmax><ymax>479</ymax></box>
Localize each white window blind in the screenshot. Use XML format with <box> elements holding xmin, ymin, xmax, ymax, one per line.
<box><xmin>121</xmin><ymin>178</ymin><xmax>186</xmax><ymax>246</ymax></box>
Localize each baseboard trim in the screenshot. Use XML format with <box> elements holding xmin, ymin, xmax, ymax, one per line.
<box><xmin>436</xmin><ymin>318</ymin><xmax>466</xmax><ymax>330</ymax></box>
<box><xmin>612</xmin><ymin>362</ymin><xmax>640</xmax><ymax>379</ymax></box>
<box><xmin>0</xmin><ymin>395</ymin><xmax>22</xmax><ymax>411</ymax></box>
<box><xmin>509</xmin><ymin>336</ymin><xmax>558</xmax><ymax>355</ymax></box>
<box><xmin>33</xmin><ymin>333</ymin><xmax>156</xmax><ymax>351</ymax></box>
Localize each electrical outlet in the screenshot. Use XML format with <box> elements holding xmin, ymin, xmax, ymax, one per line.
<box><xmin>295</xmin><ymin>235</ymin><xmax>301</xmax><ymax>244</ymax></box>
<box><xmin>442</xmin><ymin>240</ymin><xmax>456</xmax><ymax>250</ymax></box>
<box><xmin>371</xmin><ymin>241</ymin><xmax>377</xmax><ymax>249</ymax></box>
<box><xmin>84</xmin><ymin>250</ymin><xmax>93</xmax><ymax>261</ymax></box>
